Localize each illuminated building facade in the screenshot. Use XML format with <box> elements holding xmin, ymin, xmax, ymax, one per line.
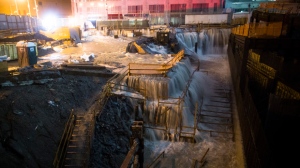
<box><xmin>71</xmin><ymin>0</ymin><xmax>225</xmax><ymax>25</ymax></box>
<box><xmin>0</xmin><ymin>0</ymin><xmax>71</xmax><ymax>18</ymax></box>
<box><xmin>0</xmin><ymin>0</ymin><xmax>279</xmax><ymax>24</ymax></box>
<box><xmin>226</xmin><ymin>0</ymin><xmax>273</xmax><ymax>13</ymax></box>
<box><xmin>71</xmin><ymin>0</ymin><xmax>280</xmax><ymax>25</ymax></box>
<box><xmin>36</xmin><ymin>0</ymin><xmax>72</xmax><ymax>18</ymax></box>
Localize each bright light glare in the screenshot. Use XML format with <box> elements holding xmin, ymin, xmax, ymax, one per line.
<box><xmin>67</xmin><ymin>17</ymin><xmax>76</xmax><ymax>27</ymax></box>
<box><xmin>42</xmin><ymin>14</ymin><xmax>57</xmax><ymax>31</ymax></box>
<box><xmin>98</xmin><ymin>3</ymin><xmax>104</xmax><ymax>7</ymax></box>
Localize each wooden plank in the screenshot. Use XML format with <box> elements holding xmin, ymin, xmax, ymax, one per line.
<box><xmin>129</xmin><ymin>69</ymin><xmax>166</xmax><ymax>75</ymax></box>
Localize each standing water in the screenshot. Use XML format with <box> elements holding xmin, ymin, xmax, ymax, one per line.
<box><xmin>139</xmin><ymin>28</ymin><xmax>244</xmax><ymax>168</ymax></box>
<box><xmin>102</xmin><ymin>27</ymin><xmax>243</xmax><ymax>167</ymax></box>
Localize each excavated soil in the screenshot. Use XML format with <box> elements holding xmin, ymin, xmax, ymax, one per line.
<box><xmin>89</xmin><ymin>95</ymin><xmax>134</xmax><ymax>168</ymax></box>
<box><xmin>0</xmin><ymin>71</ymin><xmax>110</xmax><ymax>168</ymax></box>
<box><xmin>0</xmin><ymin>34</ymin><xmax>137</xmax><ymax>168</ymax></box>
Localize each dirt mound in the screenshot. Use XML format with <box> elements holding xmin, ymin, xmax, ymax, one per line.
<box><xmin>0</xmin><ymin>74</ymin><xmax>109</xmax><ymax>168</ymax></box>
<box><xmin>90</xmin><ymin>95</ymin><xmax>133</xmax><ymax>167</ymax></box>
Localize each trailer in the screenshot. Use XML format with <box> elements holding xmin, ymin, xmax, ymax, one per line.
<box><xmin>185</xmin><ymin>14</ymin><xmax>229</xmax><ymax>25</ymax></box>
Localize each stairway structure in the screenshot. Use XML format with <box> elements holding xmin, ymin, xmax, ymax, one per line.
<box><xmin>63</xmin><ymin>113</ymin><xmax>94</xmax><ymax>167</ymax></box>
<box><xmin>198</xmin><ymin>86</ymin><xmax>234</xmax><ymax>140</ymax></box>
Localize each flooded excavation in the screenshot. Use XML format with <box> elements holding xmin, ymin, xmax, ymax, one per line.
<box><xmin>88</xmin><ymin>27</ymin><xmax>242</xmax><ymax>168</ymax></box>
<box><xmin>1</xmin><ymin>3</ymin><xmax>298</xmax><ymax>167</ymax></box>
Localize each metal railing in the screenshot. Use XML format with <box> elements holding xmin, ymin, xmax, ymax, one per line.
<box><xmin>107</xmin><ymin>49</ymin><xmax>186</xmax><ymax>100</ymax></box>
<box><xmin>53</xmin><ymin>111</ymin><xmax>76</xmax><ymax>168</ymax></box>
<box><xmin>53</xmin><ymin>79</ymin><xmax>113</xmax><ymax>167</ymax></box>
<box><xmin>153</xmin><ymin>67</ymin><xmax>200</xmax><ymax>137</ymax></box>
<box><xmin>146</xmin><ymin>151</ymin><xmax>165</xmax><ymax>168</ymax></box>
<box><xmin>128</xmin><ymin>49</ymin><xmax>185</xmax><ymax>76</ymax></box>
<box><xmin>121</xmin><ymin>139</ymin><xmax>140</xmax><ymax>168</ymax></box>
<box><xmin>191</xmin><ymin>148</ymin><xmax>210</xmax><ymax>168</ymax></box>
<box><xmin>158</xmin><ymin>67</ymin><xmax>199</xmax><ymax>111</ymax></box>
<box><xmin>108</xmin><ymin>49</ymin><xmax>200</xmax><ymax>141</ymax></box>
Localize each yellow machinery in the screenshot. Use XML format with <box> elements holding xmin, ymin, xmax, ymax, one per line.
<box><xmin>133</xmin><ymin>42</ymin><xmax>146</xmax><ymax>54</ymax></box>
<box><xmin>39</xmin><ymin>27</ymin><xmax>71</xmax><ymax>41</ymax></box>
<box><xmin>38</xmin><ymin>26</ymin><xmax>82</xmax><ymax>46</ymax></box>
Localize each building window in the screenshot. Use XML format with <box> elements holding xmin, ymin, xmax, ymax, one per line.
<box><xmin>192</xmin><ymin>3</ymin><xmax>209</xmax><ymax>12</ymax></box>
<box><xmin>108</xmin><ymin>14</ymin><xmax>123</xmax><ymax>19</ymax></box>
<box><xmin>108</xmin><ymin>6</ymin><xmax>121</xmax><ymax>14</ymax></box>
<box><xmin>87</xmin><ymin>7</ymin><xmax>92</xmax><ymax>14</ymax></box>
<box><xmin>87</xmin><ymin>7</ymin><xmax>100</xmax><ymax>14</ymax></box>
<box><xmin>214</xmin><ymin>3</ymin><xmax>217</xmax><ymax>12</ymax></box>
<box><xmin>107</xmin><ymin>5</ymin><xmax>123</xmax><ymax>19</ymax></box>
<box><xmin>128</xmin><ymin>5</ymin><xmax>143</xmax><ymax>14</ymax></box>
<box><xmin>170</xmin><ymin>4</ymin><xmax>186</xmax><ymax>12</ymax></box>
<box><xmin>149</xmin><ymin>5</ymin><xmax>164</xmax><ymax>13</ymax></box>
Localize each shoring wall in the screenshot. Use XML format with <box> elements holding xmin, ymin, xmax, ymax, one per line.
<box><xmin>227</xmin><ymin>33</ymin><xmax>300</xmax><ymax>168</ymax></box>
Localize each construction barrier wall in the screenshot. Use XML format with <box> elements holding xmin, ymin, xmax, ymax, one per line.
<box><xmin>258</xmin><ymin>2</ymin><xmax>300</xmax><ymax>14</ymax></box>
<box><xmin>0</xmin><ymin>42</ymin><xmax>38</xmax><ymax>61</ymax></box>
<box><xmin>0</xmin><ymin>43</ymin><xmax>18</xmax><ymax>60</ymax></box>
<box><xmin>275</xmin><ymin>81</ymin><xmax>300</xmax><ymax>99</ymax></box>
<box><xmin>231</xmin><ymin>22</ymin><xmax>283</xmax><ymax>38</ymax></box>
<box><xmin>0</xmin><ymin>14</ymin><xmax>37</xmax><ymax>35</ymax></box>
<box><xmin>228</xmin><ymin>34</ymin><xmax>300</xmax><ymax>168</ymax></box>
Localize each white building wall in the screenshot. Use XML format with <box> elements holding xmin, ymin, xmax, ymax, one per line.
<box><xmin>71</xmin><ymin>0</ymin><xmax>223</xmax><ymax>24</ymax></box>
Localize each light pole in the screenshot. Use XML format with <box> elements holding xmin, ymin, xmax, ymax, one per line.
<box><xmin>180</xmin><ymin>4</ymin><xmax>182</xmax><ymax>25</ymax></box>
<box><xmin>26</xmin><ymin>0</ymin><xmax>33</xmax><ymax>32</ymax></box>
<box><xmin>10</xmin><ymin>5</ymin><xmax>13</xmax><ymax>15</ymax></box>
<box><xmin>33</xmin><ymin>0</ymin><xmax>39</xmax><ymax>32</ymax></box>
<box><xmin>33</xmin><ymin>0</ymin><xmax>38</xmax><ymax>18</ymax></box>
<box><xmin>106</xmin><ymin>0</ymin><xmax>108</xmax><ymax>20</ymax></box>
<box><xmin>14</xmin><ymin>0</ymin><xmax>19</xmax><ymax>15</ymax></box>
<box><xmin>26</xmin><ymin>0</ymin><xmax>31</xmax><ymax>17</ymax></box>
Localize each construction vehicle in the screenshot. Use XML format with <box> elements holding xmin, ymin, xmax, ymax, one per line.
<box><xmin>39</xmin><ymin>26</ymin><xmax>82</xmax><ymax>46</ymax></box>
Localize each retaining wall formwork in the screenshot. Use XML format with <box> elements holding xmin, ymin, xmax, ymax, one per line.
<box><xmin>227</xmin><ymin>33</ymin><xmax>300</xmax><ymax>168</ymax></box>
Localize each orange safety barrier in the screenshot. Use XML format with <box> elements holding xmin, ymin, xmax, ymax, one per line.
<box><xmin>276</xmin><ymin>82</ymin><xmax>300</xmax><ymax>100</ymax></box>
<box><xmin>128</xmin><ymin>49</ymin><xmax>185</xmax><ymax>76</ymax></box>
<box><xmin>258</xmin><ymin>2</ymin><xmax>300</xmax><ymax>14</ymax></box>
<box><xmin>231</xmin><ymin>22</ymin><xmax>282</xmax><ymax>38</ymax></box>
